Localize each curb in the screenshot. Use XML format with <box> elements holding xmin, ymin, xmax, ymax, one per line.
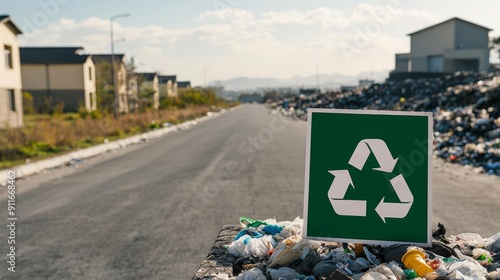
<box><xmin>0</xmin><ymin>108</ymin><xmax>237</xmax><ymax>184</ymax></box>
<box><xmin>192</xmin><ymin>224</ymin><xmax>242</xmax><ymax>280</ymax></box>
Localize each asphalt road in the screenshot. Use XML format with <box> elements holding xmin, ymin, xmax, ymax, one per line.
<box><xmin>0</xmin><ymin>104</ymin><xmax>499</xmax><ymax>279</ymax></box>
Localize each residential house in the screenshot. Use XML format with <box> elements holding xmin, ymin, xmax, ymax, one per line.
<box><xmin>394</xmin><ymin>18</ymin><xmax>491</xmax><ymax>75</ymax></box>
<box><xmin>0</xmin><ymin>15</ymin><xmax>23</xmax><ymax>128</ymax></box>
<box><xmin>92</xmin><ymin>54</ymin><xmax>135</xmax><ymax>113</ymax></box>
<box><xmin>20</xmin><ymin>47</ymin><xmax>96</xmax><ymax>112</ymax></box>
<box><xmin>136</xmin><ymin>72</ymin><xmax>159</xmax><ymax>109</ymax></box>
<box><xmin>158</xmin><ymin>75</ymin><xmax>178</xmax><ymax>99</ymax></box>
<box><xmin>127</xmin><ymin>75</ymin><xmax>139</xmax><ymax>112</ymax></box>
<box><xmin>177</xmin><ymin>81</ymin><xmax>191</xmax><ymax>90</ymax></box>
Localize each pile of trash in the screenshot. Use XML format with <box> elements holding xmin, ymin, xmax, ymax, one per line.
<box><xmin>269</xmin><ymin>71</ymin><xmax>500</xmax><ymax>175</ymax></box>
<box><xmin>214</xmin><ymin>217</ymin><xmax>500</xmax><ymax>280</ymax></box>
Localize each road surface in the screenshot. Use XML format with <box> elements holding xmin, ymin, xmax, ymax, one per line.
<box><xmin>0</xmin><ymin>104</ymin><xmax>499</xmax><ymax>279</ymax></box>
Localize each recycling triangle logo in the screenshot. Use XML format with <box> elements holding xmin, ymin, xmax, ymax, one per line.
<box><xmin>328</xmin><ymin>139</ymin><xmax>413</xmax><ymax>223</ymax></box>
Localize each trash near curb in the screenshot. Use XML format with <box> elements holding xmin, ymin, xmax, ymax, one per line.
<box><xmin>0</xmin><ymin>108</ymin><xmax>235</xmax><ymax>184</ymax></box>
<box><xmin>193</xmin><ymin>217</ymin><xmax>500</xmax><ymax>280</ymax></box>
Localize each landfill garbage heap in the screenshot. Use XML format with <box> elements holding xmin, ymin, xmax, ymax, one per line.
<box><xmin>269</xmin><ymin>71</ymin><xmax>500</xmax><ymax>175</ymax></box>
<box><xmin>200</xmin><ymin>217</ymin><xmax>500</xmax><ymax>280</ymax></box>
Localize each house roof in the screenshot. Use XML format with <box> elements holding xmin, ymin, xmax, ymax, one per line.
<box><xmin>136</xmin><ymin>72</ymin><xmax>158</xmax><ymax>81</ymax></box>
<box><xmin>0</xmin><ymin>15</ymin><xmax>23</xmax><ymax>35</ymax></box>
<box><xmin>408</xmin><ymin>17</ymin><xmax>492</xmax><ymax>36</ymax></box>
<box><xmin>20</xmin><ymin>47</ymin><xmax>90</xmax><ymax>64</ymax></box>
<box><xmin>158</xmin><ymin>75</ymin><xmax>177</xmax><ymax>83</ymax></box>
<box><xmin>92</xmin><ymin>54</ymin><xmax>125</xmax><ymax>65</ymax></box>
<box><xmin>178</xmin><ymin>81</ymin><xmax>191</xmax><ymax>88</ymax></box>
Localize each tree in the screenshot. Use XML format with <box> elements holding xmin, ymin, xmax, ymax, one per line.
<box><xmin>125</xmin><ymin>57</ymin><xmax>138</xmax><ymax>112</ymax></box>
<box><xmin>490</xmin><ymin>36</ymin><xmax>500</xmax><ymax>59</ymax></box>
<box><xmin>22</xmin><ymin>92</ymin><xmax>36</xmax><ymax>115</ymax></box>
<box><xmin>95</xmin><ymin>61</ymin><xmax>114</xmax><ymax>113</ymax></box>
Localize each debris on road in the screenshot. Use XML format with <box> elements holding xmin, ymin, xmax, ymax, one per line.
<box><xmin>194</xmin><ymin>217</ymin><xmax>500</xmax><ymax>280</ymax></box>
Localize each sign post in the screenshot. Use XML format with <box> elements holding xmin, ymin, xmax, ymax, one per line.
<box><xmin>303</xmin><ymin>109</ymin><xmax>433</xmax><ymax>246</ymax></box>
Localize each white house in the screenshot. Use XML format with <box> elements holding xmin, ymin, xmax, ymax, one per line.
<box><xmin>395</xmin><ymin>18</ymin><xmax>492</xmax><ymax>73</ymax></box>
<box><xmin>92</xmin><ymin>54</ymin><xmax>135</xmax><ymax>113</ymax></box>
<box><xmin>158</xmin><ymin>75</ymin><xmax>178</xmax><ymax>99</ymax></box>
<box><xmin>136</xmin><ymin>72</ymin><xmax>159</xmax><ymax>109</ymax></box>
<box><xmin>0</xmin><ymin>15</ymin><xmax>23</xmax><ymax>128</ymax></box>
<box><xmin>177</xmin><ymin>81</ymin><xmax>191</xmax><ymax>91</ymax></box>
<box><xmin>20</xmin><ymin>47</ymin><xmax>96</xmax><ymax>112</ymax></box>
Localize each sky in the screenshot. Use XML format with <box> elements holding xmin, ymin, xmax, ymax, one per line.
<box><xmin>3</xmin><ymin>0</ymin><xmax>500</xmax><ymax>87</ymax></box>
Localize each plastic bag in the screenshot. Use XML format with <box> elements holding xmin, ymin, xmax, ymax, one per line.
<box><xmin>386</xmin><ymin>261</ymin><xmax>405</xmax><ymax>279</ymax></box>
<box><xmin>228</xmin><ymin>235</ymin><xmax>276</xmax><ymax>258</ymax></box>
<box><xmin>234</xmin><ymin>228</ymin><xmax>264</xmax><ymax>241</ymax></box>
<box><xmin>268</xmin><ymin>236</ymin><xmax>301</xmax><ymax>268</ymax></box>
<box><xmin>448</xmin><ymin>260</ymin><xmax>487</xmax><ymax>277</ymax></box>
<box><xmin>247</xmin><ymin>235</ymin><xmax>276</xmax><ymax>258</ymax></box>
<box><xmin>240</xmin><ymin>216</ymin><xmax>267</xmax><ymax>228</ymax></box>
<box><xmin>268</xmin><ymin>237</ymin><xmax>320</xmax><ymax>268</ymax></box>
<box><xmin>236</xmin><ymin>268</ymin><xmax>266</xmax><ymax>280</ymax></box>
<box><xmin>228</xmin><ymin>235</ymin><xmax>251</xmax><ymax>257</ymax></box>
<box><xmin>267</xmin><ymin>267</ymin><xmax>298</xmax><ymax>280</ymax></box>
<box><xmin>274</xmin><ymin>217</ymin><xmax>303</xmax><ymax>241</ymax></box>
<box><xmin>369</xmin><ymin>264</ymin><xmax>397</xmax><ymax>280</ymax></box>
<box><xmin>359</xmin><ymin>271</ymin><xmax>389</xmax><ymax>280</ymax></box>
<box><xmin>262</xmin><ymin>224</ymin><xmax>283</xmax><ymax>235</ymax></box>
<box><xmin>485</xmin><ymin>232</ymin><xmax>500</xmax><ymax>253</ymax></box>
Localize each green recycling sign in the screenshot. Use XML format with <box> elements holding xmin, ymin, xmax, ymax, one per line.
<box><xmin>303</xmin><ymin>109</ymin><xmax>432</xmax><ymax>246</ymax></box>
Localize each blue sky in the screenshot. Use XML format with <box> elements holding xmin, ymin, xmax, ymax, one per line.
<box><xmin>3</xmin><ymin>0</ymin><xmax>500</xmax><ymax>86</ymax></box>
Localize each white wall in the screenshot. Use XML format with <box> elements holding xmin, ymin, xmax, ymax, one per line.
<box><xmin>83</xmin><ymin>57</ymin><xmax>96</xmax><ymax>111</ymax></box>
<box><xmin>0</xmin><ymin>20</ymin><xmax>23</xmax><ymax>128</ymax></box>
<box><xmin>410</xmin><ymin>20</ymin><xmax>455</xmax><ymax>57</ymax></box>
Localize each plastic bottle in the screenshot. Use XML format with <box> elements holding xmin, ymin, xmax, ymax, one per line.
<box><xmin>403</xmin><ymin>269</ymin><xmax>417</xmax><ymax>279</ymax></box>
<box><xmin>401</xmin><ymin>249</ymin><xmax>435</xmax><ymax>277</ymax></box>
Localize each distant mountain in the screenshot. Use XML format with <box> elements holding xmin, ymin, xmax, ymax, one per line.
<box><xmin>212</xmin><ymin>70</ymin><xmax>390</xmax><ymax>91</ymax></box>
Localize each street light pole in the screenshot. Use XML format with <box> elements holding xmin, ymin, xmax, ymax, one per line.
<box><xmin>110</xmin><ymin>13</ymin><xmax>131</xmax><ymax>118</ymax></box>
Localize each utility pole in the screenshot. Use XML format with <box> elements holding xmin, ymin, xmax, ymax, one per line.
<box><xmin>110</xmin><ymin>13</ymin><xmax>131</xmax><ymax>118</ymax></box>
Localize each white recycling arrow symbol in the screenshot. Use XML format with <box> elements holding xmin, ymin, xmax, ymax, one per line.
<box><xmin>328</xmin><ymin>139</ymin><xmax>413</xmax><ymax>223</ymax></box>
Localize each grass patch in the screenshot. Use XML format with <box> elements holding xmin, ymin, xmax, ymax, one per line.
<box><xmin>0</xmin><ymin>105</ymin><xmax>234</xmax><ymax>169</ymax></box>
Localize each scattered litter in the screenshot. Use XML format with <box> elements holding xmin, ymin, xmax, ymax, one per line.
<box><xmin>222</xmin><ymin>216</ymin><xmax>500</xmax><ymax>280</ymax></box>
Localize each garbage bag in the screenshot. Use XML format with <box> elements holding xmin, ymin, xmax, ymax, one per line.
<box><xmin>312</xmin><ymin>260</ymin><xmax>340</xmax><ymax>279</ymax></box>
<box><xmin>247</xmin><ymin>235</ymin><xmax>276</xmax><ymax>258</ymax></box>
<box><xmin>448</xmin><ymin>259</ymin><xmax>488</xmax><ymax>278</ymax></box>
<box><xmin>385</xmin><ymin>261</ymin><xmax>405</xmax><ymax>279</ymax></box>
<box><xmin>486</xmin><ymin>232</ymin><xmax>500</xmax><ymax>253</ymax></box>
<box><xmin>369</xmin><ymin>264</ymin><xmax>397</xmax><ymax>280</ymax></box>
<box><xmin>236</xmin><ymin>268</ymin><xmax>266</xmax><ymax>280</ymax></box>
<box><xmin>274</xmin><ymin>217</ymin><xmax>303</xmax><ymax>240</ymax></box>
<box><xmin>228</xmin><ymin>235</ymin><xmax>276</xmax><ymax>258</ymax></box>
<box><xmin>268</xmin><ymin>237</ymin><xmax>320</xmax><ymax>268</ymax></box>
<box><xmin>291</xmin><ymin>248</ymin><xmax>322</xmax><ymax>275</ymax></box>
<box><xmin>228</xmin><ymin>235</ymin><xmax>251</xmax><ymax>257</ymax></box>
<box><xmin>267</xmin><ymin>267</ymin><xmax>298</xmax><ymax>280</ymax></box>
<box><xmin>359</xmin><ymin>271</ymin><xmax>389</xmax><ymax>280</ymax></box>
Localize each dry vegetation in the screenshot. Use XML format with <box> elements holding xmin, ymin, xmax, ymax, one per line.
<box><xmin>0</xmin><ymin>105</ymin><xmax>217</xmax><ymax>169</ymax></box>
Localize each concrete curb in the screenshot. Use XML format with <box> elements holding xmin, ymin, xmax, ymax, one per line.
<box><xmin>0</xmin><ymin>108</ymin><xmax>238</xmax><ymax>184</ymax></box>
<box><xmin>192</xmin><ymin>224</ymin><xmax>242</xmax><ymax>280</ymax></box>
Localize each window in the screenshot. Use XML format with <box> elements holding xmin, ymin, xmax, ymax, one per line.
<box><xmin>89</xmin><ymin>66</ymin><xmax>92</xmax><ymax>80</ymax></box>
<box><xmin>8</xmin><ymin>90</ymin><xmax>16</xmax><ymax>112</ymax></box>
<box><xmin>4</xmin><ymin>45</ymin><xmax>13</xmax><ymax>69</ymax></box>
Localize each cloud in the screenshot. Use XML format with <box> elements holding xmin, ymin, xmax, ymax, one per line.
<box><xmin>260</xmin><ymin>8</ymin><xmax>349</xmax><ymax>28</ymax></box>
<box><xmin>15</xmin><ymin>5</ymin><xmax>443</xmax><ymax>84</ymax></box>
<box><xmin>197</xmin><ymin>8</ymin><xmax>254</xmax><ymax>22</ymax></box>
